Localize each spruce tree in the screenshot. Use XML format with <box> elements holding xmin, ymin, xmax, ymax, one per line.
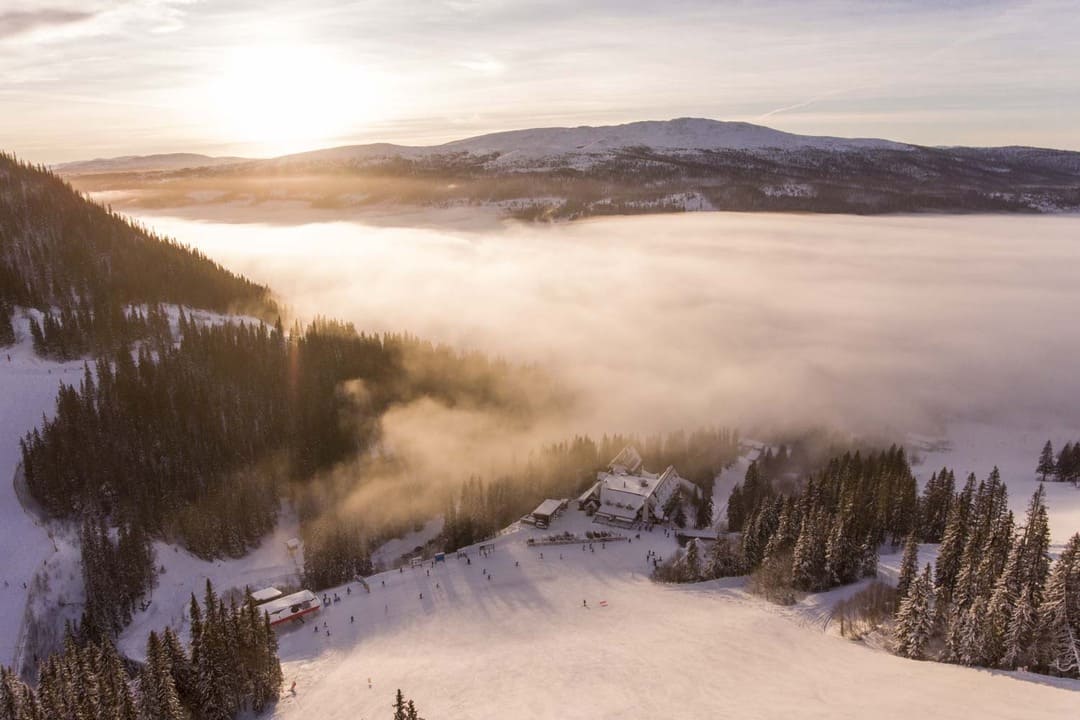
<box><xmin>683</xmin><ymin>539</ymin><xmax>701</xmax><ymax>582</ymax></box>
<box><xmin>896</xmin><ymin>532</ymin><xmax>919</xmax><ymax>602</ymax></box>
<box><xmin>1037</xmin><ymin>441</ymin><xmax>1056</xmax><ymax>481</ymax></box>
<box><xmin>0</xmin><ymin>303</ymin><xmax>14</xmax><ymax>347</ymax></box>
<box><xmin>394</xmin><ymin>690</ymin><xmax>408</xmax><ymax>720</ymax></box>
<box><xmin>1037</xmin><ymin>533</ymin><xmax>1080</xmax><ymax>677</ymax></box>
<box><xmin>894</xmin><ymin>564</ymin><xmax>934</xmax><ymax>659</ymax></box>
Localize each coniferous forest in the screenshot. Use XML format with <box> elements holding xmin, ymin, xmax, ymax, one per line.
<box><xmin>661</xmin><ymin>449</ymin><xmax>1080</xmax><ymax>680</ymax></box>
<box><xmin>0</xmin><ymin>580</ymin><xmax>282</xmax><ymax>720</ymax></box>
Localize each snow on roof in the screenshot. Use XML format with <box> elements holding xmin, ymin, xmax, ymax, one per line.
<box><xmin>608</xmin><ymin>446</ymin><xmax>644</xmax><ymax>474</ymax></box>
<box><xmin>578</xmin><ymin>481</ymin><xmax>600</xmax><ymax>504</ymax></box>
<box><xmin>599</xmin><ymin>470</ymin><xmax>662</xmax><ymax>498</ymax></box>
<box><xmin>259</xmin><ymin>589</ymin><xmax>318</xmax><ymax>618</ymax></box>
<box><xmin>251</xmin><ymin>587</ymin><xmax>283</xmax><ymax>603</ymax></box>
<box><xmin>532</xmin><ymin>499</ymin><xmax>562</xmax><ymax>518</ymax></box>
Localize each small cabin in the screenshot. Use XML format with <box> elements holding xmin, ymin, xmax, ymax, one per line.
<box><xmin>261</xmin><ymin>590</ymin><xmax>320</xmax><ymax>627</ymax></box>
<box><xmin>530</xmin><ymin>498</ymin><xmax>563</xmax><ymax>528</ymax></box>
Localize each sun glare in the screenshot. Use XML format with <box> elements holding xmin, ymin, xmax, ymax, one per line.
<box><xmin>208</xmin><ymin>45</ymin><xmax>382</xmax><ymax>156</ymax></box>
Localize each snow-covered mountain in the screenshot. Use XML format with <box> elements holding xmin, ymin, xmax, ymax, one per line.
<box><xmin>57</xmin><ymin>118</ymin><xmax>1080</xmax><ymax>218</ymax></box>
<box><xmin>268</xmin><ymin>118</ymin><xmax>912</xmax><ymax>168</ymax></box>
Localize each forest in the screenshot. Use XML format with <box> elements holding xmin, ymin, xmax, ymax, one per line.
<box><xmin>658</xmin><ymin>448</ymin><xmax>1080</xmax><ymax>680</ymax></box>
<box><xmin>0</xmin><ymin>580</ymin><xmax>282</xmax><ymax>720</ymax></box>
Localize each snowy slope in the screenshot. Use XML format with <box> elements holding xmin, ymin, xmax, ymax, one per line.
<box><xmin>119</xmin><ymin>510</ymin><xmax>304</xmax><ymax>663</ymax></box>
<box><xmin>268</xmin><ymin>118</ymin><xmax>910</xmax><ymax>169</ymax></box>
<box><xmin>0</xmin><ymin>311</ymin><xmax>87</xmax><ymax>668</ymax></box>
<box><xmin>269</xmin><ymin>506</ymin><xmax>1077</xmax><ymax>720</ymax></box>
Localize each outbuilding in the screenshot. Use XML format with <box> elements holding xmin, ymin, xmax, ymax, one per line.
<box><xmin>530</xmin><ymin>498</ymin><xmax>563</xmax><ymax>528</ymax></box>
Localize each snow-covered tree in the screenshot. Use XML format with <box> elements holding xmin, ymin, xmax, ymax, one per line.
<box><xmin>894</xmin><ymin>564</ymin><xmax>935</xmax><ymax>659</ymax></box>
<box><xmin>896</xmin><ymin>532</ymin><xmax>919</xmax><ymax>602</ymax></box>
<box><xmin>1037</xmin><ymin>534</ymin><xmax>1080</xmax><ymax>677</ymax></box>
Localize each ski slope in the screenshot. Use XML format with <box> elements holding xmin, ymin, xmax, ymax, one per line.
<box><xmin>270</xmin><ymin>506</ymin><xmax>1077</xmax><ymax>720</ymax></box>
<box><xmin>0</xmin><ymin>312</ymin><xmax>86</xmax><ymax>668</ymax></box>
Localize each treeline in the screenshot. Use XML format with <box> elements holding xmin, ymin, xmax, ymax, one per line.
<box><xmin>1037</xmin><ymin>440</ymin><xmax>1080</xmax><ymax>485</ymax></box>
<box><xmin>80</xmin><ymin>515</ymin><xmax>155</xmax><ymax>642</ymax></box>
<box><xmin>23</xmin><ymin>315</ymin><xmax>556</xmax><ymax>560</ymax></box>
<box><xmin>893</xmin><ymin>481</ymin><xmax>1079</xmax><ymax>679</ymax></box>
<box><xmin>668</xmin><ymin>448</ymin><xmax>918</xmax><ymax>593</ymax></box>
<box><xmin>0</xmin><ymin>301</ymin><xmax>14</xmax><ymax>346</ymax></box>
<box><xmin>0</xmin><ymin>580</ymin><xmax>282</xmax><ymax>719</ymax></box>
<box><xmin>28</xmin><ymin>302</ymin><xmax>172</xmax><ymax>360</ymax></box>
<box><xmin>0</xmin><ymin>153</ymin><xmax>276</xmax><ymax>358</ymax></box>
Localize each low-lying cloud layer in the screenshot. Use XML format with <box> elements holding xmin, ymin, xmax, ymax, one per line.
<box><xmin>142</xmin><ymin>210</ymin><xmax>1080</xmax><ymax>441</ymax></box>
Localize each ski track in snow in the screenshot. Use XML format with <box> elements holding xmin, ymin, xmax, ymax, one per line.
<box><xmin>269</xmin><ymin>507</ymin><xmax>1078</xmax><ymax>720</ymax></box>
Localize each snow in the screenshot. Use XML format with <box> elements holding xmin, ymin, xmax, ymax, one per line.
<box><xmin>0</xmin><ymin>310</ymin><xmax>87</xmax><ymax>669</ymax></box>
<box><xmin>265</xmin><ymin>118</ymin><xmax>912</xmax><ymax>171</ymax></box>
<box><xmin>370</xmin><ymin>517</ymin><xmax>446</xmax><ymax>571</ymax></box>
<box><xmin>909</xmin><ymin>419</ymin><xmax>1080</xmax><ymax>546</ymax></box>
<box><xmin>118</xmin><ymin>508</ymin><xmax>304</xmax><ymax>662</ymax></box>
<box><xmin>270</xmin><ymin>504</ymin><xmax>1078</xmax><ymax>720</ymax></box>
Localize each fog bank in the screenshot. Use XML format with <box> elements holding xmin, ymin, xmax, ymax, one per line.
<box><xmin>137</xmin><ymin>210</ymin><xmax>1080</xmax><ymax>439</ymax></box>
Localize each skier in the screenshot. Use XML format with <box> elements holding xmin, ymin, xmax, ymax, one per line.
<box><xmin>347</xmin><ymin>586</ymin><xmax>351</xmax><ymax>595</ymax></box>
<box><xmin>350</xmin><ymin>615</ymin><xmax>354</xmax><ymax>623</ymax></box>
<box><xmin>290</xmin><ymin>681</ymin><xmax>296</xmax><ymax>695</ymax></box>
<box><xmin>419</xmin><ymin>592</ymin><xmax>423</xmax><ymax>600</ymax></box>
<box><xmin>583</xmin><ymin>599</ymin><xmax>587</xmax><ymax>607</ymax></box>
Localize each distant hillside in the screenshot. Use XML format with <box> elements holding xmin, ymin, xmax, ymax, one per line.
<box><xmin>0</xmin><ymin>152</ymin><xmax>273</xmax><ymax>312</ymax></box>
<box><xmin>60</xmin><ymin>118</ymin><xmax>1080</xmax><ymax>219</ymax></box>
<box><xmin>54</xmin><ymin>152</ymin><xmax>250</xmax><ymax>175</ymax></box>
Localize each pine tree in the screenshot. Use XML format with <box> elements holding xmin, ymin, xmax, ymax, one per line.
<box><xmin>894</xmin><ymin>564</ymin><xmax>934</xmax><ymax>659</ymax></box>
<box><xmin>1037</xmin><ymin>440</ymin><xmax>1056</xmax><ymax>481</ymax></box>
<box><xmin>896</xmin><ymin>532</ymin><xmax>919</xmax><ymax>602</ymax></box>
<box><xmin>683</xmin><ymin>539</ymin><xmax>701</xmax><ymax>582</ymax></box>
<box><xmin>393</xmin><ymin>689</ymin><xmax>408</xmax><ymax>720</ymax></box>
<box><xmin>0</xmin><ymin>303</ymin><xmax>14</xmax><ymax>347</ymax></box>
<box><xmin>138</xmin><ymin>632</ymin><xmax>185</xmax><ymax>720</ymax></box>
<box><xmin>934</xmin><ymin>473</ymin><xmax>974</xmax><ymax>603</ymax></box>
<box><xmin>1037</xmin><ymin>533</ymin><xmax>1080</xmax><ymax>677</ymax></box>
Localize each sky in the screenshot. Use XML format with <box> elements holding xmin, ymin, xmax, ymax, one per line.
<box><xmin>1</xmin><ymin>0</ymin><xmax>1078</xmax><ymax>163</ymax></box>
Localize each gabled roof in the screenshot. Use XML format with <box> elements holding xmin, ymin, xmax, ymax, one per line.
<box><xmin>608</xmin><ymin>445</ymin><xmax>644</xmax><ymax>474</ymax></box>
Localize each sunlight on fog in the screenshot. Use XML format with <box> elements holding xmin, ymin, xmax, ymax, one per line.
<box><xmin>140</xmin><ymin>211</ymin><xmax>1080</xmax><ymax>437</ymax></box>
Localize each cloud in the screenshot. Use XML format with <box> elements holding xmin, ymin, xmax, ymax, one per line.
<box><xmin>0</xmin><ymin>9</ymin><xmax>94</xmax><ymax>39</ymax></box>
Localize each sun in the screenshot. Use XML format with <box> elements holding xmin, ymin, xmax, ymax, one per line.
<box><xmin>208</xmin><ymin>45</ymin><xmax>381</xmax><ymax>155</ymax></box>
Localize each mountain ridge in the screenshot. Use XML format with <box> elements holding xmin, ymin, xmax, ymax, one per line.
<box><xmin>52</xmin><ymin>118</ymin><xmax>1080</xmax><ymax>219</ymax></box>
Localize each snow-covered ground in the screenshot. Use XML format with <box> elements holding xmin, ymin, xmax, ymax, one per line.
<box><xmin>370</xmin><ymin>517</ymin><xmax>446</xmax><ymax>571</ymax></box>
<box><xmin>909</xmin><ymin>419</ymin><xmax>1080</xmax><ymax>546</ymax></box>
<box><xmin>0</xmin><ymin>311</ymin><xmax>86</xmax><ymax>669</ymax></box>
<box><xmin>119</xmin><ymin>508</ymin><xmax>304</xmax><ymax>662</ymax></box>
<box><xmin>270</xmin><ymin>505</ymin><xmax>1078</xmax><ymax>720</ymax></box>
